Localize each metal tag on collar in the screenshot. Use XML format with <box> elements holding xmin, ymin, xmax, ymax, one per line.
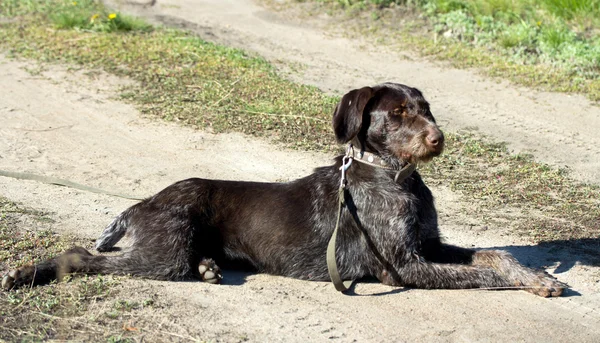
<box><xmin>339</xmin><ymin>144</ymin><xmax>354</xmax><ymax>188</ymax></box>
<box><xmin>394</xmin><ymin>163</ymin><xmax>416</xmax><ymax>183</ymax></box>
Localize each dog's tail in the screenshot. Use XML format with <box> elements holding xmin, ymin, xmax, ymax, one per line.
<box><xmin>95</xmin><ymin>209</ymin><xmax>132</xmax><ymax>252</ymax></box>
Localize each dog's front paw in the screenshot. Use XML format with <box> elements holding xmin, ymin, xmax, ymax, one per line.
<box><xmin>198</xmin><ymin>258</ymin><xmax>222</xmax><ymax>284</ymax></box>
<box><xmin>523</xmin><ymin>272</ymin><xmax>566</xmax><ymax>297</ymax></box>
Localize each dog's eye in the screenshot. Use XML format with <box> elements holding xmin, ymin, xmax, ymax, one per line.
<box><xmin>392</xmin><ymin>108</ymin><xmax>402</xmax><ymax>115</ymax></box>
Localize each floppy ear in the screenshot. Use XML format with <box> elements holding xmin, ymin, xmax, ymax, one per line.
<box><xmin>332</xmin><ymin>87</ymin><xmax>374</xmax><ymax>143</ymax></box>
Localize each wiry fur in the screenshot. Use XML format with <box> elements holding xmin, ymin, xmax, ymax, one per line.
<box><xmin>2</xmin><ymin>83</ymin><xmax>565</xmax><ymax>297</ymax></box>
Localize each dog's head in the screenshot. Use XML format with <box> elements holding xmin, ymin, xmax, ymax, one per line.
<box><xmin>332</xmin><ymin>83</ymin><xmax>444</xmax><ymax>165</ymax></box>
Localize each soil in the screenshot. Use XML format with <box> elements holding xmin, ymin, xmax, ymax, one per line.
<box><xmin>1</xmin><ymin>0</ymin><xmax>599</xmax><ymax>342</ymax></box>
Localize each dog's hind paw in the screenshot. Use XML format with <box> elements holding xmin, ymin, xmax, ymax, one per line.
<box><xmin>198</xmin><ymin>258</ymin><xmax>222</xmax><ymax>284</ymax></box>
<box><xmin>2</xmin><ymin>269</ymin><xmax>20</xmax><ymax>291</ymax></box>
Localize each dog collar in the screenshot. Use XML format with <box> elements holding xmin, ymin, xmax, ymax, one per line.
<box><xmin>345</xmin><ymin>145</ymin><xmax>416</xmax><ymax>182</ymax></box>
<box><xmin>351</xmin><ymin>149</ymin><xmax>395</xmax><ymax>170</ymax></box>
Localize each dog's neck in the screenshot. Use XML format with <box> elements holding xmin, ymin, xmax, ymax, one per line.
<box><xmin>347</xmin><ymin>145</ymin><xmax>416</xmax><ymax>182</ymax></box>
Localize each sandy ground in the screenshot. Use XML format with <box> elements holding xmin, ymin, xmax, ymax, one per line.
<box><xmin>1</xmin><ymin>0</ymin><xmax>599</xmax><ymax>341</ymax></box>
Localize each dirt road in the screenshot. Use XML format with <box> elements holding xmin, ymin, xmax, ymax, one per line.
<box><xmin>107</xmin><ymin>0</ymin><xmax>600</xmax><ymax>185</ymax></box>
<box><xmin>1</xmin><ymin>0</ymin><xmax>599</xmax><ymax>341</ymax></box>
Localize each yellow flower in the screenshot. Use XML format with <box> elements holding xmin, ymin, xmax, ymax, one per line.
<box><xmin>72</xmin><ymin>1</ymin><xmax>77</xmax><ymax>5</ymax></box>
<box><xmin>90</xmin><ymin>13</ymin><xmax>99</xmax><ymax>23</ymax></box>
<box><xmin>108</xmin><ymin>13</ymin><xmax>117</xmax><ymax>20</ymax></box>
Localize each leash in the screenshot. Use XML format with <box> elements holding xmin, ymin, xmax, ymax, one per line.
<box><xmin>326</xmin><ymin>152</ymin><xmax>354</xmax><ymax>292</ymax></box>
<box><xmin>326</xmin><ymin>145</ymin><xmax>415</xmax><ymax>292</ymax></box>
<box><xmin>0</xmin><ymin>170</ymin><xmax>145</xmax><ymax>201</ymax></box>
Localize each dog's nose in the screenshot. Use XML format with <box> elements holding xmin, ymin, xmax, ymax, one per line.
<box><xmin>426</xmin><ymin>130</ymin><xmax>444</xmax><ymax>152</ymax></box>
<box><xmin>426</xmin><ymin>132</ymin><xmax>442</xmax><ymax>146</ymax></box>
<box><xmin>426</xmin><ymin>135</ymin><xmax>440</xmax><ymax>146</ymax></box>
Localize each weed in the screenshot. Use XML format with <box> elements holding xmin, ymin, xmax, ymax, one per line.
<box><xmin>114</xmin><ymin>299</ymin><xmax>140</xmax><ymax>312</ymax></box>
<box><xmin>142</xmin><ymin>298</ymin><xmax>155</xmax><ymax>307</ymax></box>
<box><xmin>105</xmin><ymin>310</ymin><xmax>121</xmax><ymax>319</ymax></box>
<box><xmin>0</xmin><ymin>197</ymin><xmax>124</xmax><ymax>341</ymax></box>
<box><xmin>0</xmin><ymin>197</ymin><xmax>170</xmax><ymax>340</ymax></box>
<box><xmin>0</xmin><ymin>200</ymin><xmax>62</xmax><ymax>268</ymax></box>
<box><xmin>0</xmin><ymin>7</ymin><xmax>338</xmax><ymax>149</ymax></box>
<box><xmin>311</xmin><ymin>0</ymin><xmax>600</xmax><ymax>101</ymax></box>
<box><xmin>420</xmin><ymin>132</ymin><xmax>600</xmax><ymax>241</ymax></box>
<box><xmin>107</xmin><ymin>335</ymin><xmax>135</xmax><ymax>343</ymax></box>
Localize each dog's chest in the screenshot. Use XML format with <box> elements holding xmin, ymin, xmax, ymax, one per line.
<box><xmin>350</xmin><ymin>182</ymin><xmax>419</xmax><ymax>220</ymax></box>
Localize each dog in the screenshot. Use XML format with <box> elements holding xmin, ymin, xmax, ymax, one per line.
<box><xmin>2</xmin><ymin>83</ymin><xmax>565</xmax><ymax>297</ymax></box>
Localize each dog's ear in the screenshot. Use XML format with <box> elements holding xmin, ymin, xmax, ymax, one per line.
<box><xmin>332</xmin><ymin>87</ymin><xmax>374</xmax><ymax>143</ymax></box>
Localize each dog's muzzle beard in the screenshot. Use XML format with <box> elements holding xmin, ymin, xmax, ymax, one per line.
<box><xmin>398</xmin><ymin>128</ymin><xmax>444</xmax><ymax>165</ymax></box>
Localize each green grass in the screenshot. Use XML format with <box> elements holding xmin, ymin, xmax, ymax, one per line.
<box><xmin>0</xmin><ymin>0</ymin><xmax>598</xmax><ymax>244</ymax></box>
<box><xmin>0</xmin><ymin>197</ymin><xmax>123</xmax><ymax>341</ymax></box>
<box><xmin>1</xmin><ymin>0</ymin><xmax>152</xmax><ymax>32</ymax></box>
<box><xmin>309</xmin><ymin>0</ymin><xmax>600</xmax><ymax>101</ymax></box>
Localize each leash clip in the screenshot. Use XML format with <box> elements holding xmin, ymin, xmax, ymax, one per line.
<box><xmin>339</xmin><ymin>144</ymin><xmax>354</xmax><ymax>188</ymax></box>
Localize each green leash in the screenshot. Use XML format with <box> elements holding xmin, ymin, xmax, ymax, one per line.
<box><xmin>326</xmin><ymin>186</ymin><xmax>353</xmax><ymax>292</ymax></box>
<box><xmin>0</xmin><ymin>170</ymin><xmax>145</xmax><ymax>201</ymax></box>
<box><xmin>326</xmin><ymin>155</ymin><xmax>416</xmax><ymax>293</ymax></box>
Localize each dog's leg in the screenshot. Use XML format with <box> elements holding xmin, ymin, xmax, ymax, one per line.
<box><xmin>3</xmin><ymin>251</ymin><xmax>224</xmax><ymax>290</ymax></box>
<box><xmin>419</xmin><ymin>241</ymin><xmax>565</xmax><ymax>297</ymax></box>
<box><xmin>2</xmin><ymin>242</ymin><xmax>199</xmax><ymax>290</ymax></box>
<box><xmin>352</xmin><ymin>206</ymin><xmax>563</xmax><ymax>296</ymax></box>
<box><xmin>2</xmin><ymin>246</ymin><xmax>97</xmax><ymax>289</ymax></box>
<box><xmin>379</xmin><ymin>257</ymin><xmax>510</xmax><ymax>290</ymax></box>
<box><xmin>365</xmin><ymin>231</ymin><xmax>510</xmax><ymax>291</ymax></box>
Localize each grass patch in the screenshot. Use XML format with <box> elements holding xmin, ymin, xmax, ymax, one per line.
<box><xmin>0</xmin><ymin>201</ymin><xmax>60</xmax><ymax>267</ymax></box>
<box><xmin>0</xmin><ymin>0</ymin><xmax>598</xmax><ymax>244</ymax></box>
<box><xmin>0</xmin><ymin>0</ymin><xmax>337</xmax><ymax>150</ymax></box>
<box><xmin>1</xmin><ymin>0</ymin><xmax>151</xmax><ymax>32</ymax></box>
<box><xmin>0</xmin><ymin>198</ymin><xmax>173</xmax><ymax>341</ymax></box>
<box><xmin>0</xmin><ymin>197</ymin><xmax>125</xmax><ymax>341</ymax></box>
<box><xmin>421</xmin><ymin>132</ymin><xmax>600</xmax><ymax>241</ymax></box>
<box><xmin>299</xmin><ymin>0</ymin><xmax>600</xmax><ymax>101</ymax></box>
